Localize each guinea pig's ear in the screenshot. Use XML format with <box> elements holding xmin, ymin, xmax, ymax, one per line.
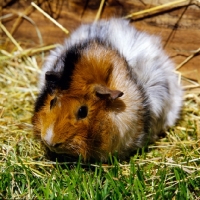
<box><xmin>45</xmin><ymin>71</ymin><xmax>61</xmax><ymax>93</ymax></box>
<box><xmin>95</xmin><ymin>85</ymin><xmax>124</xmax><ymax>100</ymax></box>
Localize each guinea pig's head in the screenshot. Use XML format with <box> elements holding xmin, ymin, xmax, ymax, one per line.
<box><xmin>32</xmin><ymin>42</ymin><xmax>126</xmax><ymax>161</ymax></box>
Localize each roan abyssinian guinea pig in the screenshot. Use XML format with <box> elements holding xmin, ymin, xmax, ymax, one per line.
<box><xmin>32</xmin><ymin>18</ymin><xmax>183</xmax><ymax>161</ymax></box>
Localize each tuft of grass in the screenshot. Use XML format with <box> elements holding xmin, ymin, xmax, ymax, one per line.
<box><xmin>0</xmin><ymin>7</ymin><xmax>200</xmax><ymax>199</ymax></box>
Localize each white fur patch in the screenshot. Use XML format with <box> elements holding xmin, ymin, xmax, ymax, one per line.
<box><xmin>44</xmin><ymin>124</ymin><xmax>54</xmax><ymax>145</ymax></box>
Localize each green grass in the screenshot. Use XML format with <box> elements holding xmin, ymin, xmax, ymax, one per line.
<box><xmin>0</xmin><ymin>24</ymin><xmax>200</xmax><ymax>199</ymax></box>
<box><xmin>1</xmin><ymin>148</ymin><xmax>200</xmax><ymax>199</ymax></box>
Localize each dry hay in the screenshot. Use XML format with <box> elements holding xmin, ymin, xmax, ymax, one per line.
<box><xmin>0</xmin><ymin>0</ymin><xmax>200</xmax><ymax>175</ymax></box>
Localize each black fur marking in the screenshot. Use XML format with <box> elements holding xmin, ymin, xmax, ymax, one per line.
<box><xmin>58</xmin><ymin>47</ymin><xmax>82</xmax><ymax>90</ymax></box>
<box><xmin>128</xmin><ymin>67</ymin><xmax>152</xmax><ymax>136</ymax></box>
<box><xmin>138</xmin><ymin>83</ymin><xmax>151</xmax><ymax>134</ymax></box>
<box><xmin>34</xmin><ymin>88</ymin><xmax>49</xmax><ymax>112</ymax></box>
<box><xmin>45</xmin><ymin>71</ymin><xmax>62</xmax><ymax>82</ymax></box>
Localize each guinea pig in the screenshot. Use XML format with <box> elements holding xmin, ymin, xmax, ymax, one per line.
<box><xmin>32</xmin><ymin>18</ymin><xmax>183</xmax><ymax>161</ymax></box>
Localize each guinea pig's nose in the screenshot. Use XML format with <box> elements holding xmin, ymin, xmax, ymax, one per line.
<box><xmin>43</xmin><ymin>138</ymin><xmax>61</xmax><ymax>148</ymax></box>
<box><xmin>53</xmin><ymin>143</ymin><xmax>62</xmax><ymax>148</ymax></box>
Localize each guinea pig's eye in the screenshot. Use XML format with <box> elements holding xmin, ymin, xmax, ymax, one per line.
<box><xmin>77</xmin><ymin>106</ymin><xmax>88</xmax><ymax>119</ymax></box>
<box><xmin>50</xmin><ymin>97</ymin><xmax>57</xmax><ymax>109</ymax></box>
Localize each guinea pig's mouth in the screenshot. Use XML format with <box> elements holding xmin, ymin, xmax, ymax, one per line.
<box><xmin>42</xmin><ymin>141</ymin><xmax>80</xmax><ymax>157</ymax></box>
<box><xmin>43</xmin><ymin>142</ymin><xmax>109</xmax><ymax>162</ymax></box>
